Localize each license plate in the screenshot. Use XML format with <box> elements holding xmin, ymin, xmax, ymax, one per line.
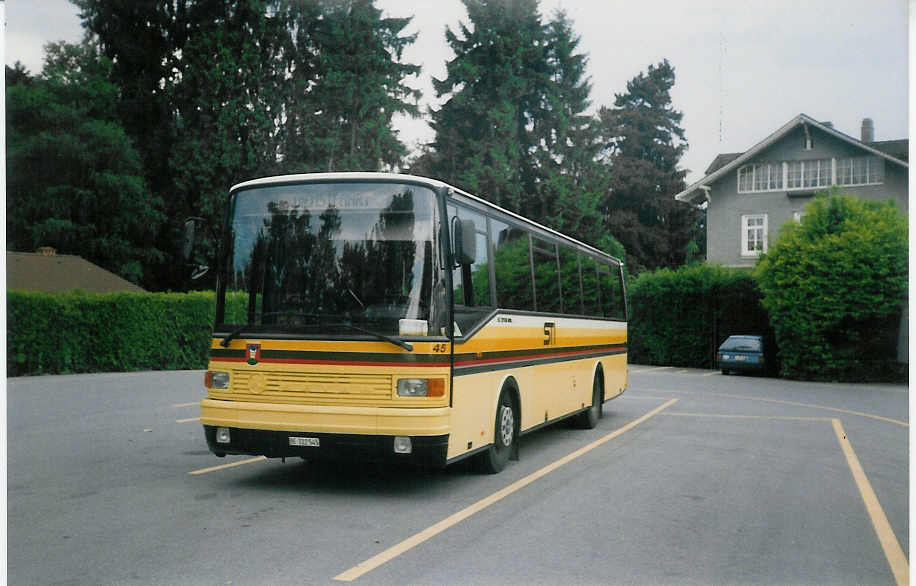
<box><xmin>289</xmin><ymin>436</ymin><xmax>320</xmax><ymax>447</ymax></box>
<box><xmin>735</xmin><ymin>356</ymin><xmax>747</xmax><ymax>361</ymax></box>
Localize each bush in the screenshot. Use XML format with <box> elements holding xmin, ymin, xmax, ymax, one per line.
<box><xmin>754</xmin><ymin>192</ymin><xmax>907</xmax><ymax>381</ymax></box>
<box><xmin>628</xmin><ymin>264</ymin><xmax>771</xmax><ymax>368</ymax></box>
<box><xmin>8</xmin><ymin>290</ymin><xmax>217</xmax><ymax>376</ymax></box>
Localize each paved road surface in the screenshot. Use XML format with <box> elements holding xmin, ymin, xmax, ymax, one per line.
<box><xmin>7</xmin><ymin>367</ymin><xmax>909</xmax><ymax>584</ymax></box>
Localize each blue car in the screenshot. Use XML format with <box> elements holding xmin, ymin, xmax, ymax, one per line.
<box><xmin>717</xmin><ymin>335</ymin><xmax>768</xmax><ymax>375</ymax></box>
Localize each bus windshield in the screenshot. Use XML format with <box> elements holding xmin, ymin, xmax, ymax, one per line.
<box><xmin>217</xmin><ymin>181</ymin><xmax>444</xmax><ymax>338</ymax></box>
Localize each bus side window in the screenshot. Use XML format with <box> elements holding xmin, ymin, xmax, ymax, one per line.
<box><xmin>582</xmin><ymin>257</ymin><xmax>600</xmax><ymax>316</ymax></box>
<box><xmin>450</xmin><ymin>206</ymin><xmax>492</xmax><ymax>308</ymax></box>
<box><xmin>492</xmin><ymin>220</ymin><xmax>534</xmax><ymax>311</ymax></box>
<box><xmin>532</xmin><ymin>237</ymin><xmax>561</xmax><ymax>313</ymax></box>
<box><xmin>558</xmin><ymin>246</ymin><xmax>582</xmax><ymax>315</ymax></box>
<box><xmin>598</xmin><ymin>261</ymin><xmax>625</xmax><ymax>320</ymax></box>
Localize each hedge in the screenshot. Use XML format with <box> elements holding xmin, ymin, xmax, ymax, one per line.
<box><xmin>627</xmin><ymin>264</ymin><xmax>771</xmax><ymax>368</ymax></box>
<box><xmin>8</xmin><ymin>290</ymin><xmax>218</xmax><ymax>376</ymax></box>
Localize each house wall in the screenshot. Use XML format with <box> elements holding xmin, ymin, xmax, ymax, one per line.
<box><xmin>705</xmin><ymin>126</ymin><xmax>908</xmax><ymax>268</ymax></box>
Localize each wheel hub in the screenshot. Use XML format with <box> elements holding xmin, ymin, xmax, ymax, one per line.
<box><xmin>499</xmin><ymin>405</ymin><xmax>514</xmax><ymax>446</ymax></box>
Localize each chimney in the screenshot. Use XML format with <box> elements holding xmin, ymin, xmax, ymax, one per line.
<box><xmin>36</xmin><ymin>246</ymin><xmax>56</xmax><ymax>256</ymax></box>
<box><xmin>861</xmin><ymin>118</ymin><xmax>874</xmax><ymax>143</ymax></box>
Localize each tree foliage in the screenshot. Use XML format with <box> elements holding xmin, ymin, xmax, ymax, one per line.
<box><xmin>6</xmin><ymin>43</ymin><xmax>164</xmax><ymax>285</ymax></box>
<box><xmin>597</xmin><ymin>59</ymin><xmax>700</xmax><ymax>272</ymax></box>
<box><xmin>73</xmin><ymin>0</ymin><xmax>421</xmax><ymax>290</ymax></box>
<box><xmin>421</xmin><ymin>2</ymin><xmax>615</xmax><ymax>253</ymax></box>
<box><xmin>754</xmin><ymin>191</ymin><xmax>907</xmax><ymax>380</ymax></box>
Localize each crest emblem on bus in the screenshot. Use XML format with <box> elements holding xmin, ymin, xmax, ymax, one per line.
<box><xmin>247</xmin><ymin>344</ymin><xmax>260</xmax><ymax>365</ymax></box>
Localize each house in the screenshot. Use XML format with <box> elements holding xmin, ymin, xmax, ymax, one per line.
<box><xmin>8</xmin><ymin>248</ymin><xmax>146</xmax><ymax>293</ymax></box>
<box><xmin>674</xmin><ymin>114</ymin><xmax>908</xmax><ymax>268</ymax></box>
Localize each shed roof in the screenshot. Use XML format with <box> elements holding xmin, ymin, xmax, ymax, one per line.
<box><xmin>7</xmin><ymin>251</ymin><xmax>146</xmax><ymax>294</ymax></box>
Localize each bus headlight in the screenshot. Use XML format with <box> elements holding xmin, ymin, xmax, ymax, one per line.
<box><xmin>397</xmin><ymin>378</ymin><xmax>445</xmax><ymax>397</ymax></box>
<box><xmin>205</xmin><ymin>371</ymin><xmax>230</xmax><ymax>389</ymax></box>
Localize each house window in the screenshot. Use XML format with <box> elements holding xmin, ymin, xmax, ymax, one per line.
<box><xmin>787</xmin><ymin>161</ymin><xmax>803</xmax><ymax>189</ymax></box>
<box><xmin>737</xmin><ymin>163</ymin><xmax>783</xmax><ymax>193</ymax></box>
<box><xmin>803</xmin><ymin>159</ymin><xmax>831</xmax><ymax>188</ymax></box>
<box><xmin>741</xmin><ymin>214</ymin><xmax>767</xmax><ymax>257</ymax></box>
<box><xmin>837</xmin><ymin>156</ymin><xmax>883</xmax><ymax>186</ymax></box>
<box><xmin>785</xmin><ymin>159</ymin><xmax>831</xmax><ymax>190</ymax></box>
<box><xmin>739</xmin><ymin>155</ymin><xmax>884</xmax><ymax>194</ymax></box>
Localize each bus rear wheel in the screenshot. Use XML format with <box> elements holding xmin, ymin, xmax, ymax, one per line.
<box><xmin>575</xmin><ymin>374</ymin><xmax>604</xmax><ymax>429</ymax></box>
<box><xmin>479</xmin><ymin>390</ymin><xmax>516</xmax><ymax>474</ymax></box>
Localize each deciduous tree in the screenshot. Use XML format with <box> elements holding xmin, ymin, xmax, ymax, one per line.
<box><xmin>6</xmin><ymin>43</ymin><xmax>164</xmax><ymax>285</ymax></box>
<box><xmin>755</xmin><ymin>191</ymin><xmax>907</xmax><ymax>380</ymax></box>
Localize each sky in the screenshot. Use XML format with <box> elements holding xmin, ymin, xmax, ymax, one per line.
<box><xmin>4</xmin><ymin>0</ymin><xmax>909</xmax><ymax>184</ymax></box>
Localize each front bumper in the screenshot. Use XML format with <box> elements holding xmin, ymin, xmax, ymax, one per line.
<box><xmin>200</xmin><ymin>398</ymin><xmax>451</xmax><ymax>466</ymax></box>
<box><xmin>204</xmin><ymin>425</ymin><xmax>449</xmax><ymax>467</ymax></box>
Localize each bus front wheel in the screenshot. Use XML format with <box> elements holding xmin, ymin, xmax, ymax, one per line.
<box><xmin>479</xmin><ymin>389</ymin><xmax>517</xmax><ymax>474</ymax></box>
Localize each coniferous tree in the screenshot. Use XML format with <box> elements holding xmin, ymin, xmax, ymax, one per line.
<box><xmin>597</xmin><ymin>59</ymin><xmax>700</xmax><ymax>271</ymax></box>
<box><xmin>531</xmin><ymin>10</ymin><xmax>605</xmax><ymax>247</ymax></box>
<box><xmin>281</xmin><ymin>0</ymin><xmax>421</xmax><ymax>173</ymax></box>
<box><xmin>166</xmin><ymin>0</ymin><xmax>291</xmax><ymax>286</ymax></box>
<box><xmin>427</xmin><ymin>0</ymin><xmax>546</xmax><ymax>215</ymax></box>
<box><xmin>423</xmin><ymin>3</ymin><xmax>621</xmax><ymax>257</ymax></box>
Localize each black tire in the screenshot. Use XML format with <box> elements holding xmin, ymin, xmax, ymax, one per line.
<box><xmin>479</xmin><ymin>389</ymin><xmax>517</xmax><ymax>474</ymax></box>
<box><xmin>575</xmin><ymin>374</ymin><xmax>604</xmax><ymax>429</ymax></box>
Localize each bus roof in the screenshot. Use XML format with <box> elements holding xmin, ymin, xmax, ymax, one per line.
<box><xmin>229</xmin><ymin>172</ymin><xmax>623</xmax><ymax>266</ymax></box>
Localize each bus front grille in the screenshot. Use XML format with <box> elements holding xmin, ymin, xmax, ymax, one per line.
<box><xmin>230</xmin><ymin>370</ymin><xmax>393</xmax><ymax>405</ymax></box>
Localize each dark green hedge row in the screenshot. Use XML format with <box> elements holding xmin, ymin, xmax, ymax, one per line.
<box><xmin>627</xmin><ymin>264</ymin><xmax>771</xmax><ymax>368</ymax></box>
<box><xmin>8</xmin><ymin>290</ymin><xmax>220</xmax><ymax>376</ymax></box>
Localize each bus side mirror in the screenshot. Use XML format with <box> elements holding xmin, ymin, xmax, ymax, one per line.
<box><xmin>182</xmin><ymin>217</ymin><xmax>209</xmax><ymax>280</ymax></box>
<box><xmin>453</xmin><ymin>218</ymin><xmax>476</xmax><ymax>266</ymax></box>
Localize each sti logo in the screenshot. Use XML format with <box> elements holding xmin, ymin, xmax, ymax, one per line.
<box><xmin>247</xmin><ymin>344</ymin><xmax>261</xmax><ymax>365</ymax></box>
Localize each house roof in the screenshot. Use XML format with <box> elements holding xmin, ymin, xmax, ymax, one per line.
<box><xmin>704</xmin><ymin>153</ymin><xmax>742</xmax><ymax>175</ymax></box>
<box><xmin>7</xmin><ymin>251</ymin><xmax>146</xmax><ymax>294</ymax></box>
<box><xmin>870</xmin><ymin>139</ymin><xmax>908</xmax><ymax>162</ymax></box>
<box><xmin>675</xmin><ymin>114</ymin><xmax>909</xmax><ymax>203</ymax></box>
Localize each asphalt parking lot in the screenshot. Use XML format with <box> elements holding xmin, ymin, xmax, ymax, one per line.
<box><xmin>7</xmin><ymin>367</ymin><xmax>909</xmax><ymax>584</ymax></box>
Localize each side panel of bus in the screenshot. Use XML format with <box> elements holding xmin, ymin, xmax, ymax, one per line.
<box><xmin>445</xmin><ymin>314</ymin><xmax>627</xmax><ymax>462</ymax></box>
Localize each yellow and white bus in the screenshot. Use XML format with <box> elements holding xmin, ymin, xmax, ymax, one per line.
<box><xmin>201</xmin><ymin>173</ymin><xmax>627</xmax><ymax>473</ymax></box>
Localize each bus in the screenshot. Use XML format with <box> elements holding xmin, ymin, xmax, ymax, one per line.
<box><xmin>201</xmin><ymin>173</ymin><xmax>627</xmax><ymax>473</ymax></box>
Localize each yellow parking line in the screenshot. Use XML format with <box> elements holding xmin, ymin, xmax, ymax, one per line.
<box><xmin>832</xmin><ymin>419</ymin><xmax>909</xmax><ymax>585</ymax></box>
<box><xmin>710</xmin><ymin>392</ymin><xmax>909</xmax><ymax>428</ymax></box>
<box><xmin>645</xmin><ymin>388</ymin><xmax>908</xmax><ymax>428</ymax></box>
<box><xmin>625</xmin><ymin>395</ymin><xmax>675</xmax><ymax>401</ymax></box>
<box><xmin>664</xmin><ymin>412</ymin><xmax>833</xmax><ymax>422</ymax></box>
<box><xmin>333</xmin><ymin>399</ymin><xmax>679</xmax><ymax>582</ymax></box>
<box><xmin>172</xmin><ymin>402</ymin><xmax>199</xmax><ymax>408</ymax></box>
<box><xmin>633</xmin><ymin>366</ymin><xmax>675</xmax><ymax>373</ymax></box>
<box><xmin>189</xmin><ymin>456</ymin><xmax>267</xmax><ymax>476</ymax></box>
<box><xmin>176</xmin><ymin>417</ymin><xmax>200</xmax><ymax>424</ymax></box>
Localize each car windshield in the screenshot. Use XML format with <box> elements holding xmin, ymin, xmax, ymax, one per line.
<box><xmin>719</xmin><ymin>337</ymin><xmax>763</xmax><ymax>352</ymax></box>
<box><xmin>216</xmin><ymin>181</ymin><xmax>445</xmax><ymax>338</ymax></box>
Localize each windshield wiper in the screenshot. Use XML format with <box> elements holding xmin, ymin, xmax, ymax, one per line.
<box><xmin>220</xmin><ymin>324</ymin><xmax>252</xmax><ymax>347</ymax></box>
<box><xmin>220</xmin><ymin>314</ymin><xmax>413</xmax><ymax>352</ymax></box>
<box><xmin>330</xmin><ymin>323</ymin><xmax>413</xmax><ymax>352</ymax></box>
